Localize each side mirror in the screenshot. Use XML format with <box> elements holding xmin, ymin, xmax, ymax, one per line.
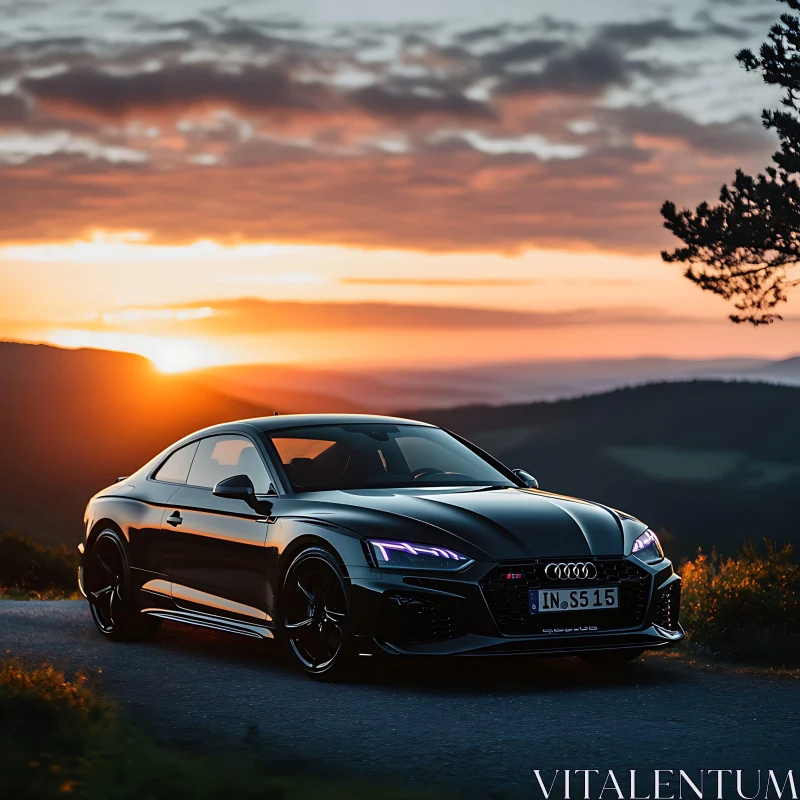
<box><xmin>213</xmin><ymin>474</ymin><xmax>256</xmax><ymax>500</ymax></box>
<box><xmin>513</xmin><ymin>469</ymin><xmax>539</xmax><ymax>489</ymax></box>
<box><xmin>213</xmin><ymin>474</ymin><xmax>273</xmax><ymax>514</ymax></box>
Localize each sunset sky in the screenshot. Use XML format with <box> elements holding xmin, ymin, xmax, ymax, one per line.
<box><xmin>1</xmin><ymin>0</ymin><xmax>797</xmax><ymax>372</ymax></box>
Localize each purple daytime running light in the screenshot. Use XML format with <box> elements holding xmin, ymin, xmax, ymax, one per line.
<box><xmin>371</xmin><ymin>540</ymin><xmax>467</xmax><ymax>562</ymax></box>
<box><xmin>632</xmin><ymin>530</ymin><xmax>657</xmax><ymax>553</ymax></box>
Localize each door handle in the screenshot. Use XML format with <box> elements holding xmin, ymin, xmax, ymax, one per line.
<box><xmin>166</xmin><ymin>511</ymin><xmax>183</xmax><ymax>527</ymax></box>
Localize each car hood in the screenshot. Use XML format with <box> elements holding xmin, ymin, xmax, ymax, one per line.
<box><xmin>283</xmin><ymin>487</ymin><xmax>643</xmax><ymax>561</ymax></box>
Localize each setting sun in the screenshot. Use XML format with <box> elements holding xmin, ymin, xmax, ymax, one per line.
<box><xmin>44</xmin><ymin>329</ymin><xmax>229</xmax><ymax>373</ymax></box>
<box><xmin>147</xmin><ymin>339</ymin><xmax>220</xmax><ymax>373</ymax></box>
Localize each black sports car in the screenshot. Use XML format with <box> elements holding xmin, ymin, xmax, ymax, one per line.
<box><xmin>78</xmin><ymin>414</ymin><xmax>683</xmax><ymax>677</ymax></box>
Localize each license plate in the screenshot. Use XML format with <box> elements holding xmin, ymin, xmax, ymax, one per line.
<box><xmin>529</xmin><ymin>586</ymin><xmax>619</xmax><ymax>614</ymax></box>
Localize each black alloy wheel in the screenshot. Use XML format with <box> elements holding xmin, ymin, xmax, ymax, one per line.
<box><xmin>86</xmin><ymin>529</ymin><xmax>161</xmax><ymax>641</ymax></box>
<box><xmin>281</xmin><ymin>547</ymin><xmax>353</xmax><ymax>678</ymax></box>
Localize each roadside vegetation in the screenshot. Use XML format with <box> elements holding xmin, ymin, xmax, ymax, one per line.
<box><xmin>0</xmin><ymin>531</ymin><xmax>78</xmax><ymax>599</ymax></box>
<box><xmin>0</xmin><ymin>658</ymin><xmax>448</xmax><ymax>800</ymax></box>
<box><xmin>680</xmin><ymin>539</ymin><xmax>800</xmax><ymax>666</ymax></box>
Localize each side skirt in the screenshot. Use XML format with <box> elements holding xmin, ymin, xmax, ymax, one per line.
<box><xmin>142</xmin><ymin>607</ymin><xmax>275</xmax><ymax>640</ymax></box>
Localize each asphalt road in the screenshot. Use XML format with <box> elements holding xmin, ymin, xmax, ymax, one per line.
<box><xmin>2</xmin><ymin>601</ymin><xmax>797</xmax><ymax>796</ymax></box>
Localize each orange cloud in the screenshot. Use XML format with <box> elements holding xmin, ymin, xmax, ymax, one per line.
<box><xmin>74</xmin><ymin>297</ymin><xmax>709</xmax><ymax>338</ymax></box>
<box><xmin>0</xmin><ymin>10</ymin><xmax>775</xmax><ymax>253</ymax></box>
<box><xmin>0</xmin><ymin>133</ymin><xmax>769</xmax><ymax>254</ymax></box>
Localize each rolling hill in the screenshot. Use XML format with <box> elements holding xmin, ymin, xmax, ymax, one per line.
<box><xmin>198</xmin><ymin>356</ymin><xmax>780</xmax><ymax>411</ymax></box>
<box><xmin>744</xmin><ymin>355</ymin><xmax>800</xmax><ymax>385</ymax></box>
<box><xmin>3</xmin><ymin>343</ymin><xmax>798</xmax><ymax>564</ymax></box>
<box><xmin>412</xmin><ymin>381</ymin><xmax>800</xmax><ymax>562</ymax></box>
<box><xmin>196</xmin><ymin>364</ymin><xmax>368</xmax><ymax>413</ymax></box>
<box><xmin>0</xmin><ymin>343</ymin><xmax>279</xmax><ymax>545</ymax></box>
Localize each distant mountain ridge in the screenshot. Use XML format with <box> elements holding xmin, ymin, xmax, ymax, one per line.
<box><xmin>3</xmin><ymin>342</ymin><xmax>799</xmax><ymax>562</ymax></box>
<box><xmin>0</xmin><ymin>343</ymin><xmax>279</xmax><ymax>545</ymax></box>
<box><xmin>197</xmin><ymin>355</ymin><xmax>797</xmax><ymax>412</ymax></box>
<box><xmin>744</xmin><ymin>355</ymin><xmax>800</xmax><ymax>384</ymax></box>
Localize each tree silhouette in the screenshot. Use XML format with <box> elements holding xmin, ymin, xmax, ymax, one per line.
<box><xmin>661</xmin><ymin>0</ymin><xmax>800</xmax><ymax>325</ymax></box>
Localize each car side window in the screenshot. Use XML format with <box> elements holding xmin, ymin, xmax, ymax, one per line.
<box><xmin>153</xmin><ymin>441</ymin><xmax>199</xmax><ymax>484</ymax></box>
<box><xmin>187</xmin><ymin>435</ymin><xmax>273</xmax><ymax>493</ymax></box>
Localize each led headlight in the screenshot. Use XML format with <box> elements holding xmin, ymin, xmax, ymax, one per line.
<box><xmin>367</xmin><ymin>539</ymin><xmax>474</xmax><ymax>571</ymax></box>
<box><xmin>631</xmin><ymin>529</ymin><xmax>664</xmax><ymax>564</ymax></box>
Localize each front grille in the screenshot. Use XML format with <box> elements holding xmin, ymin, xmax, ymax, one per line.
<box><xmin>382</xmin><ymin>594</ymin><xmax>466</xmax><ymax>645</ymax></box>
<box><xmin>653</xmin><ymin>581</ymin><xmax>681</xmax><ymax>631</ymax></box>
<box><xmin>480</xmin><ymin>558</ymin><xmax>652</xmax><ymax>636</ymax></box>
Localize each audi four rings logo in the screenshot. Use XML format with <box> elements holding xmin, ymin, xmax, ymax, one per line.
<box><xmin>544</xmin><ymin>562</ymin><xmax>598</xmax><ymax>580</ymax></box>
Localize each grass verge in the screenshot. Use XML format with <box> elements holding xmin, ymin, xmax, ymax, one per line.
<box><xmin>678</xmin><ymin>539</ymin><xmax>800</xmax><ymax>667</ymax></box>
<box><xmin>0</xmin><ymin>658</ymin><xmax>450</xmax><ymax>799</ymax></box>
<box><xmin>0</xmin><ymin>531</ymin><xmax>79</xmax><ymax>599</ymax></box>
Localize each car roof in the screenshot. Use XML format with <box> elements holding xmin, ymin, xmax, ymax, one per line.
<box><xmin>191</xmin><ymin>413</ymin><xmax>436</xmax><ymax>438</ymax></box>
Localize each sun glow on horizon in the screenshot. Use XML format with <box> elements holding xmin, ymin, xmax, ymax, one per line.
<box><xmin>6</xmin><ymin>232</ymin><xmax>800</xmax><ymax>369</ymax></box>
<box><xmin>43</xmin><ymin>329</ymin><xmax>232</xmax><ymax>373</ymax></box>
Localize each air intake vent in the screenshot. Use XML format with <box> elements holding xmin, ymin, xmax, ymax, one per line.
<box><xmin>382</xmin><ymin>594</ymin><xmax>466</xmax><ymax>645</ymax></box>
<box><xmin>653</xmin><ymin>581</ymin><xmax>681</xmax><ymax>631</ymax></box>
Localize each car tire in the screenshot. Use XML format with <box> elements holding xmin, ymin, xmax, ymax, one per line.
<box><xmin>579</xmin><ymin>648</ymin><xmax>644</xmax><ymax>667</ymax></box>
<box><xmin>279</xmin><ymin>546</ymin><xmax>356</xmax><ymax>680</ymax></box>
<box><xmin>85</xmin><ymin>528</ymin><xmax>162</xmax><ymax>642</ymax></box>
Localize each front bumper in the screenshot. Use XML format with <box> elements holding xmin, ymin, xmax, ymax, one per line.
<box><xmin>347</xmin><ymin>556</ymin><xmax>684</xmax><ymax>658</ymax></box>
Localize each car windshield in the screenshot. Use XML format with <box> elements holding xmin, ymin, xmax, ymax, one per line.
<box><xmin>266</xmin><ymin>423</ymin><xmax>516</xmax><ymax>492</ymax></box>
